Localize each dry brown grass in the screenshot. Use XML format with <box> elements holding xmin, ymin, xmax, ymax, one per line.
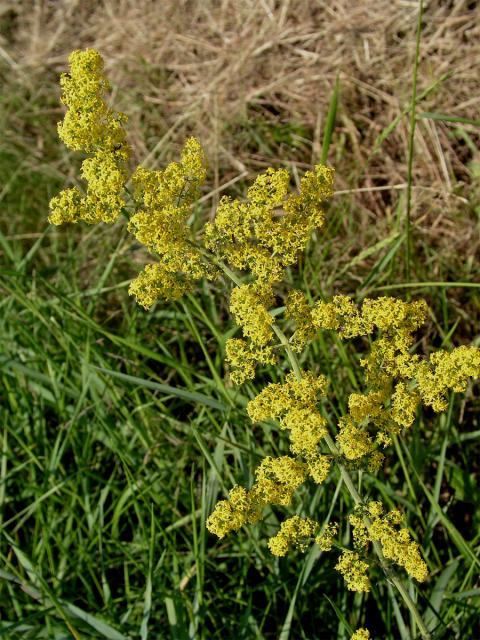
<box><xmin>2</xmin><ymin>0</ymin><xmax>479</xmax><ymax>280</ymax></box>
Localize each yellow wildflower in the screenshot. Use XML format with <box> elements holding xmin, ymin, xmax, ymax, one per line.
<box><xmin>285</xmin><ymin>290</ymin><xmax>316</xmax><ymax>352</ymax></box>
<box><xmin>335</xmin><ymin>550</ymin><xmax>370</xmax><ymax>592</ymax></box>
<box><xmin>206</xmin><ymin>485</ymin><xmax>262</xmax><ymax>539</ymax></box>
<box><xmin>348</xmin><ymin>514</ymin><xmax>369</xmax><ymax>550</ymax></box>
<box><xmin>368</xmin><ymin>509</ymin><xmax>428</xmax><ymax>582</ymax></box>
<box><xmin>305</xmin><ymin>453</ymin><xmax>332</xmax><ymax>484</ymax></box>
<box><xmin>254</xmin><ymin>456</ymin><xmax>307</xmax><ymax>507</ymax></box>
<box><xmin>336</xmin><ymin>417</ymin><xmax>374</xmax><ymax>461</ymax></box>
<box><xmin>49</xmin><ymin>49</ymin><xmax>130</xmax><ymax>226</ymax></box>
<box><xmin>205</xmin><ymin>165</ymin><xmax>333</xmax><ymax>288</ymax></box>
<box><xmin>128</xmin><ymin>138</ymin><xmax>218</xmax><ymax>307</ymax></box>
<box><xmin>390</xmin><ymin>382</ymin><xmax>419</xmax><ymax>430</ymax></box>
<box><xmin>367</xmin><ymin>450</ymin><xmax>385</xmax><ymax>473</ymax></box>
<box><xmin>351</xmin><ymin>629</ymin><xmax>371</xmax><ymax>640</ymax></box>
<box><xmin>415</xmin><ymin>346</ymin><xmax>480</xmax><ymax>412</ymax></box>
<box><xmin>229</xmin><ymin>283</ymin><xmax>275</xmax><ymax>346</ymax></box>
<box><xmin>268</xmin><ymin>515</ymin><xmax>317</xmax><ymax>557</ymax></box>
<box><xmin>281</xmin><ymin>407</ymin><xmax>327</xmax><ymax>457</ymax></box>
<box><xmin>315</xmin><ymin>522</ymin><xmax>338</xmax><ymax>551</ymax></box>
<box><xmin>225</xmin><ymin>338</ymin><xmax>277</xmax><ymax>385</ymax></box>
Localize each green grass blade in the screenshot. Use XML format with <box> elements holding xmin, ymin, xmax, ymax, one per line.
<box><xmin>321</xmin><ymin>75</ymin><xmax>339</xmax><ymax>164</ymax></box>
<box><xmin>418</xmin><ymin>112</ymin><xmax>480</xmax><ymax>127</ymax></box>
<box><xmin>90</xmin><ymin>365</ymin><xmax>228</xmax><ymax>411</ymax></box>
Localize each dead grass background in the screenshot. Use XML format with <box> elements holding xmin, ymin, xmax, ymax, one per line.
<box><xmin>1</xmin><ymin>0</ymin><xmax>479</xmax><ymax>299</ymax></box>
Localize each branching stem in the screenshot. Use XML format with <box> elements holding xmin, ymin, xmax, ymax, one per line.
<box><xmin>210</xmin><ymin>256</ymin><xmax>431</xmax><ymax>639</ymax></box>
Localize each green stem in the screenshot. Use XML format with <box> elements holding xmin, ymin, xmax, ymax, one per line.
<box><xmin>405</xmin><ymin>0</ymin><xmax>424</xmax><ymax>289</ymax></box>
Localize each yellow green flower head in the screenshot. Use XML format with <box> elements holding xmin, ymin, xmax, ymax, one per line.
<box><xmin>49</xmin><ymin>49</ymin><xmax>130</xmax><ymax>226</ymax></box>
<box><xmin>315</xmin><ymin>522</ymin><xmax>338</xmax><ymax>551</ymax></box>
<box><xmin>306</xmin><ymin>454</ymin><xmax>332</xmax><ymax>484</ymax></box>
<box><xmin>390</xmin><ymin>382</ymin><xmax>420</xmax><ymax>429</ymax></box>
<box><xmin>247</xmin><ymin>371</ymin><xmax>328</xmax><ymax>423</ymax></box>
<box><xmin>348</xmin><ymin>390</ymin><xmax>387</xmax><ymax>423</ymax></box>
<box><xmin>336</xmin><ymin>416</ymin><xmax>374</xmax><ymax>461</ymax></box>
<box><xmin>367</xmin><ymin>501</ymin><xmax>384</xmax><ymax>518</ymax></box>
<box><xmin>128</xmin><ymin>138</ymin><xmax>207</xmax><ymax>253</ymax></box>
<box><xmin>367</xmin><ymin>507</ymin><xmax>428</xmax><ymax>582</ymax></box>
<box><xmin>128</xmin><ymin>261</ymin><xmax>190</xmax><ymax>307</ymax></box>
<box><xmin>57</xmin><ymin>49</ymin><xmax>128</xmax><ymax>153</ymax></box>
<box><xmin>415</xmin><ymin>345</ymin><xmax>480</xmax><ymax>412</ymax></box>
<box><xmin>282</xmin><ymin>407</ymin><xmax>328</xmax><ymax>457</ymax></box>
<box><xmin>311</xmin><ymin>296</ymin><xmax>428</xmax><ymax>340</ymax></box>
<box><xmin>207</xmin><ymin>456</ymin><xmax>309</xmax><ymax>542</ymax></box>
<box><xmin>255</xmin><ymin>456</ymin><xmax>307</xmax><ymax>506</ymax></box>
<box><xmin>367</xmin><ymin>450</ymin><xmax>385</xmax><ymax>473</ymax></box>
<box><xmin>335</xmin><ymin>550</ymin><xmax>370</xmax><ymax>592</ymax></box>
<box><xmin>285</xmin><ymin>290</ymin><xmax>316</xmax><ymax>352</ymax></box>
<box><xmin>48</xmin><ymin>188</ymin><xmax>86</xmax><ymax>225</ymax></box>
<box><xmin>204</xmin><ymin>164</ymin><xmax>333</xmax><ymax>288</ymax></box>
<box><xmin>351</xmin><ymin>629</ymin><xmax>371</xmax><ymax>640</ymax></box>
<box><xmin>206</xmin><ymin>485</ymin><xmax>263</xmax><ymax>539</ymax></box>
<box><xmin>229</xmin><ymin>283</ymin><xmax>274</xmax><ymax>346</ymax></box>
<box><xmin>267</xmin><ymin>515</ymin><xmax>317</xmax><ymax>557</ymax></box>
<box><xmin>225</xmin><ymin>338</ymin><xmax>277</xmax><ymax>385</ymax></box>
<box><xmin>127</xmin><ymin>138</ymin><xmax>218</xmax><ymax>307</ymax></box>
<box><xmin>348</xmin><ymin>514</ymin><xmax>369</xmax><ymax>550</ymax></box>
<box><xmin>247</xmin><ymin>372</ymin><xmax>328</xmax><ymax>458</ymax></box>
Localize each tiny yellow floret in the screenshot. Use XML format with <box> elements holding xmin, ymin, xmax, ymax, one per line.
<box><xmin>351</xmin><ymin>629</ymin><xmax>371</xmax><ymax>640</ymax></box>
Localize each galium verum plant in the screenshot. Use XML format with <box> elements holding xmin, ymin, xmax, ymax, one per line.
<box><xmin>49</xmin><ymin>49</ymin><xmax>480</xmax><ymax>639</ymax></box>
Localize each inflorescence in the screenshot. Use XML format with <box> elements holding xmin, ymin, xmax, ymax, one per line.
<box><xmin>49</xmin><ymin>48</ymin><xmax>480</xmax><ymax>609</ymax></box>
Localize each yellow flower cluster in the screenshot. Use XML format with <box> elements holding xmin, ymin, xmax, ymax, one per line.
<box><xmin>207</xmin><ymin>372</ymin><xmax>331</xmax><ymax>549</ymax></box>
<box><xmin>285</xmin><ymin>294</ymin><xmax>480</xmax><ymax>464</ymax></box>
<box><xmin>310</xmin><ymin>295</ymin><xmax>427</xmax><ymax>340</ymax></box>
<box><xmin>226</xmin><ymin>282</ymin><xmax>277</xmax><ymax>384</ymax></box>
<box><xmin>312</xmin><ymin>499</ymin><xmax>427</xmax><ymax>590</ymax></box>
<box><xmin>335</xmin><ymin>550</ymin><xmax>370</xmax><ymax>592</ymax></box>
<box><xmin>225</xmin><ymin>339</ymin><xmax>277</xmax><ymax>386</ymax></box>
<box><xmin>204</xmin><ymin>485</ymin><xmax>263</xmax><ymax>539</ymax></box>
<box><xmin>206</xmin><ymin>455</ymin><xmax>307</xmax><ymax>539</ymax></box>
<box><xmin>49</xmin><ymin>49</ymin><xmax>130</xmax><ymax>225</ymax></box>
<box><xmin>49</xmin><ymin>50</ymin><xmax>217</xmax><ymax>307</ymax></box>
<box><xmin>268</xmin><ymin>515</ymin><xmax>317</xmax><ymax>557</ymax></box>
<box><xmin>229</xmin><ymin>284</ymin><xmax>274</xmax><ymax>346</ymax></box>
<box><xmin>415</xmin><ymin>345</ymin><xmax>480</xmax><ymax>412</ymax></box>
<box><xmin>128</xmin><ymin>138</ymin><xmax>218</xmax><ymax>306</ymax></box>
<box><xmin>347</xmin><ymin>502</ymin><xmax>428</xmax><ymax>583</ymax></box>
<box><xmin>247</xmin><ymin>371</ymin><xmax>329</xmax><ymax>472</ymax></box>
<box><xmin>206</xmin><ymin>165</ymin><xmax>333</xmax><ymax>382</ymax></box>
<box><xmin>315</xmin><ymin>522</ymin><xmax>339</xmax><ymax>551</ymax></box>
<box><xmin>351</xmin><ymin>629</ymin><xmax>371</xmax><ymax>640</ymax></box>
<box><xmin>368</xmin><ymin>509</ymin><xmax>428</xmax><ymax>582</ymax></box>
<box><xmin>204</xmin><ymin>165</ymin><xmax>334</xmax><ymax>285</ymax></box>
<box><xmin>336</xmin><ymin>416</ymin><xmax>375</xmax><ymax>461</ymax></box>
<box><xmin>285</xmin><ymin>290</ymin><xmax>316</xmax><ymax>352</ymax></box>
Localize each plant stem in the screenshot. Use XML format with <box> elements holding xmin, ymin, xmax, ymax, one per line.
<box><xmin>211</xmin><ymin>256</ymin><xmax>431</xmax><ymax>637</ymax></box>
<box><xmin>405</xmin><ymin>0</ymin><xmax>424</xmax><ymax>289</ymax></box>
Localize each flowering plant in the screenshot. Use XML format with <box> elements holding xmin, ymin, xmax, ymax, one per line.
<box><xmin>50</xmin><ymin>49</ymin><xmax>479</xmax><ymax>640</ymax></box>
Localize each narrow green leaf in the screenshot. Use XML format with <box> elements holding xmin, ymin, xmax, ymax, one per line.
<box><xmin>424</xmin><ymin>560</ymin><xmax>459</xmax><ymax>632</ymax></box>
<box><xmin>321</xmin><ymin>75</ymin><xmax>339</xmax><ymax>164</ymax></box>
<box><xmin>91</xmin><ymin>365</ymin><xmax>227</xmax><ymax>411</ymax></box>
<box><xmin>418</xmin><ymin>112</ymin><xmax>480</xmax><ymax>127</ymax></box>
